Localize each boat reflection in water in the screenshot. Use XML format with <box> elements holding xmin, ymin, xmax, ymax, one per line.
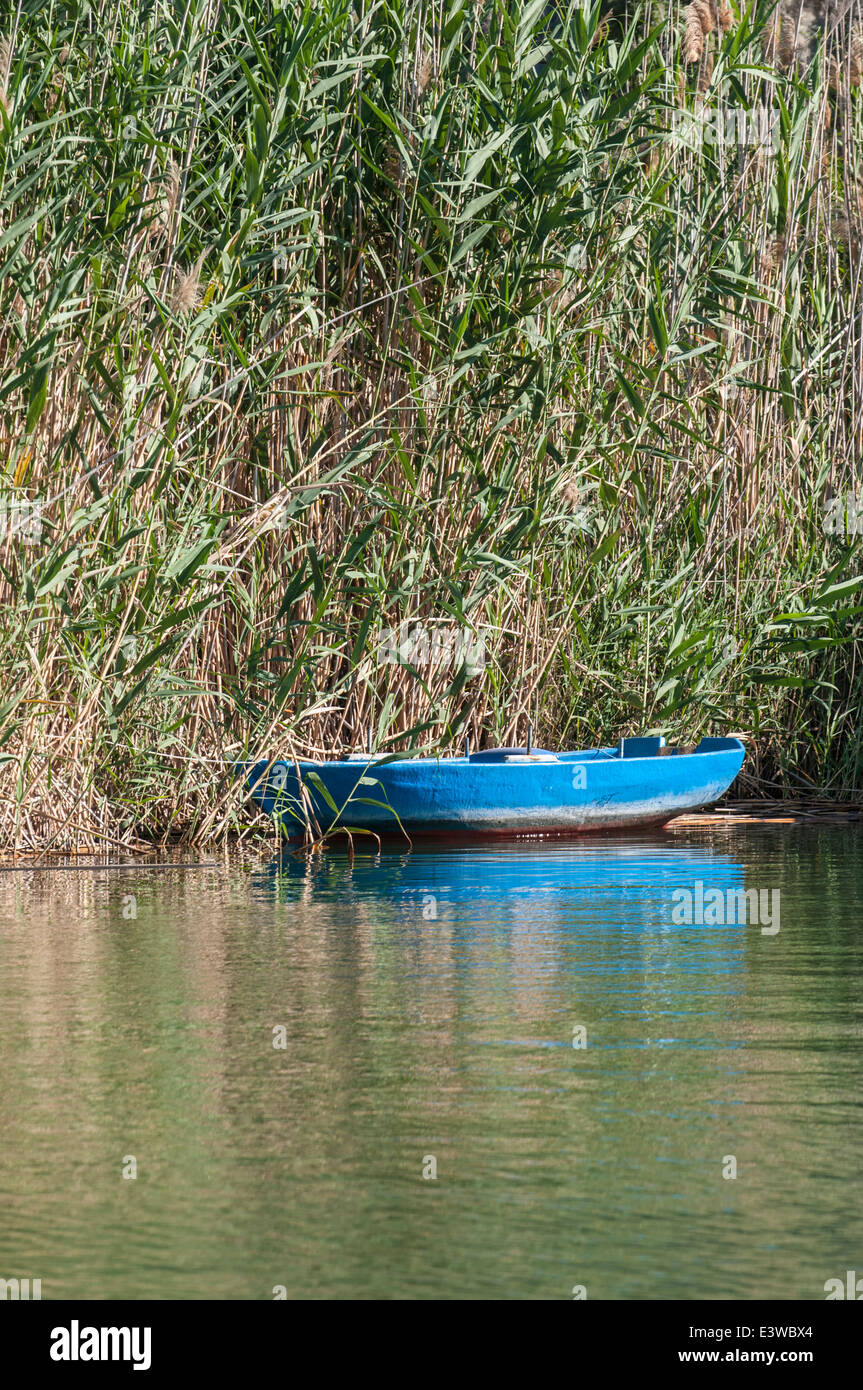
<box><xmin>258</xmin><ymin>839</ymin><xmax>749</xmax><ymax>939</ymax></box>
<box><xmin>254</xmin><ymin>839</ymin><xmax>751</xmax><ymax>1083</ymax></box>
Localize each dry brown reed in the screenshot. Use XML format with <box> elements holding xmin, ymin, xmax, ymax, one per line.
<box><xmin>683</xmin><ymin>0</ymin><xmax>717</xmax><ymax>66</ymax></box>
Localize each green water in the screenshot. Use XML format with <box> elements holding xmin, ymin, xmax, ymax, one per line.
<box><xmin>1</xmin><ymin>828</ymin><xmax>861</xmax><ymax>1300</ymax></box>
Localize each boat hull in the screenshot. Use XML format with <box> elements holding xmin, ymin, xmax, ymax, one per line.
<box><xmin>244</xmin><ymin>738</ymin><xmax>745</xmax><ymax>838</ymax></box>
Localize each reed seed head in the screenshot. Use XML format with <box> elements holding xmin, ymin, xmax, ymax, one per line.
<box><xmin>683</xmin><ymin>1</ymin><xmax>718</xmax><ymax>66</ymax></box>
<box><xmin>591</xmin><ymin>11</ymin><xmax>613</xmax><ymax>48</ymax></box>
<box><xmin>777</xmin><ymin>25</ymin><xmax>796</xmax><ymax>69</ymax></box>
<box><xmin>561</xmin><ymin>477</ymin><xmax>582</xmax><ymax>508</ymax></box>
<box><xmin>171</xmin><ymin>260</ymin><xmax>202</xmax><ymax>316</ymax></box>
<box><xmin>760</xmin><ymin>235</ymin><xmax>786</xmax><ymax>276</ymax></box>
<box><xmin>415</xmin><ymin>52</ymin><xmax>433</xmax><ymax>95</ymax></box>
<box><xmin>154</xmin><ymin>158</ymin><xmax>181</xmax><ymax>243</ymax></box>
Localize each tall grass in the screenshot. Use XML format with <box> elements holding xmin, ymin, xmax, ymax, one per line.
<box><xmin>1</xmin><ymin>0</ymin><xmax>863</xmax><ymax>850</ymax></box>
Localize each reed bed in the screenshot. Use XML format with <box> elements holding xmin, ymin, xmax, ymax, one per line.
<box><xmin>1</xmin><ymin>0</ymin><xmax>862</xmax><ymax>850</ymax></box>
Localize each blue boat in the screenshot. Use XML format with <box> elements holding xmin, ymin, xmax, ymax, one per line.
<box><xmin>243</xmin><ymin>736</ymin><xmax>745</xmax><ymax>839</ymax></box>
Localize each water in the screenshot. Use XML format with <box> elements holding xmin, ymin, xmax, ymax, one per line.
<box><xmin>1</xmin><ymin>828</ymin><xmax>861</xmax><ymax>1300</ymax></box>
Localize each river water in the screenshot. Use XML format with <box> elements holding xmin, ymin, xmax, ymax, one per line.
<box><xmin>1</xmin><ymin>828</ymin><xmax>861</xmax><ymax>1300</ymax></box>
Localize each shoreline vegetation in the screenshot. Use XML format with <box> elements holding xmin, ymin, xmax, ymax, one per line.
<box><xmin>1</xmin><ymin>1</ymin><xmax>863</xmax><ymax>851</ymax></box>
